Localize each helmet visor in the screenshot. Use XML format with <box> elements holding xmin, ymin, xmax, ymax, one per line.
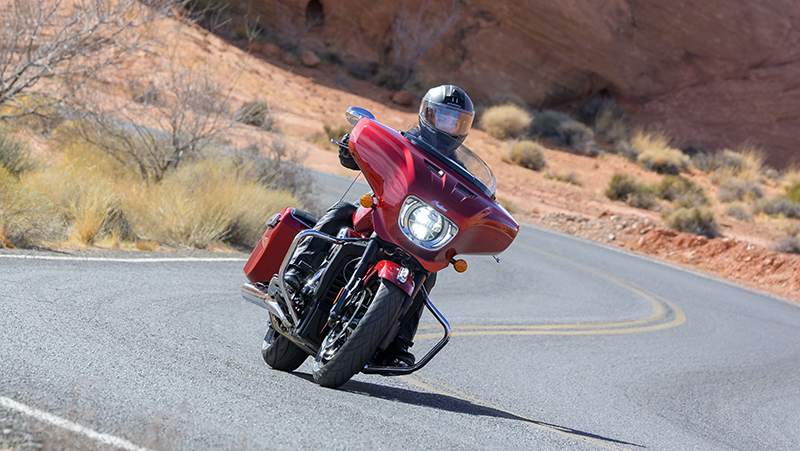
<box><xmin>420</xmin><ymin>100</ymin><xmax>474</xmax><ymax>137</ymax></box>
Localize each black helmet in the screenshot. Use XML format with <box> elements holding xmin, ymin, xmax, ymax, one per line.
<box><xmin>418</xmin><ymin>85</ymin><xmax>474</xmax><ymax>144</ymax></box>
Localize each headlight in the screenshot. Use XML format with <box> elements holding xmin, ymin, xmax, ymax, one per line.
<box><xmin>398</xmin><ymin>196</ymin><xmax>458</xmax><ymax>250</ymax></box>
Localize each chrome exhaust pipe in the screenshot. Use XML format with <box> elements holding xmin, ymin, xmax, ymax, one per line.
<box><xmin>241</xmin><ymin>282</ymin><xmax>292</xmax><ymax>329</ymax></box>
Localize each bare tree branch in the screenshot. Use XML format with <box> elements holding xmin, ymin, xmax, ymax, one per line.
<box><xmin>0</xmin><ymin>0</ymin><xmax>181</xmax><ymax>113</ymax></box>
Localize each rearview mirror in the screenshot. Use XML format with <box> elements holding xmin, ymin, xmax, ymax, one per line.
<box><xmin>345</xmin><ymin>107</ymin><xmax>375</xmax><ymax>126</ymax></box>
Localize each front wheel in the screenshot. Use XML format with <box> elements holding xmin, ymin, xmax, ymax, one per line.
<box><xmin>312</xmin><ymin>279</ymin><xmax>405</xmax><ymax>388</ymax></box>
<box><xmin>261</xmin><ymin>322</ymin><xmax>308</xmax><ymax>372</ymax></box>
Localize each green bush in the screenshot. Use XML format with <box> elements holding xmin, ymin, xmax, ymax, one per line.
<box><xmin>0</xmin><ymin>130</ymin><xmax>34</xmax><ymax>178</ymax></box>
<box><xmin>479</xmin><ymin>104</ymin><xmax>532</xmax><ymax>140</ymax></box>
<box><xmin>657</xmin><ymin>175</ymin><xmax>708</xmax><ymax>207</ymax></box>
<box><xmin>233</xmin><ymin>101</ymin><xmax>275</xmax><ymax>130</ymax></box>
<box><xmin>579</xmin><ymin>98</ymin><xmax>629</xmax><ymax>144</ymax></box>
<box><xmin>785</xmin><ymin>181</ymin><xmax>800</xmax><ymax>204</ymax></box>
<box><xmin>504</xmin><ymin>140</ymin><xmax>546</xmax><ymax>171</ymax></box>
<box><xmin>663</xmin><ymin>206</ymin><xmax>718</xmax><ymax>238</ymax></box>
<box><xmin>606</xmin><ymin>173</ymin><xmax>657</xmax><ymax>210</ymax></box>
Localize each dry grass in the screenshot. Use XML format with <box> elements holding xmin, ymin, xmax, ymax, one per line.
<box><xmin>632</xmin><ymin>131</ymin><xmax>690</xmax><ymax>174</ymax></box>
<box><xmin>4</xmin><ymin>128</ymin><xmax>301</xmax><ymax>249</ymax></box>
<box><xmin>545</xmin><ymin>169</ymin><xmax>583</xmax><ymax>186</ymax></box>
<box><xmin>710</xmin><ymin>146</ymin><xmax>766</xmax><ymax>183</ymax></box>
<box><xmin>503</xmin><ymin>140</ymin><xmax>545</xmax><ymax>171</ymax></box>
<box><xmin>129</xmin><ymin>158</ymin><xmax>298</xmax><ymax>248</ymax></box>
<box><xmin>479</xmin><ymin>104</ymin><xmax>532</xmax><ymax>140</ymax></box>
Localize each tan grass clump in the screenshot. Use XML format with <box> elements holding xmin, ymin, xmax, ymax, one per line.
<box><xmin>21</xmin><ymin>140</ymin><xmax>131</xmax><ymax>245</ymax></box>
<box><xmin>545</xmin><ymin>169</ymin><xmax>583</xmax><ymax>186</ymax></box>
<box><xmin>129</xmin><ymin>158</ymin><xmax>298</xmax><ymax>248</ymax></box>
<box><xmin>479</xmin><ymin>104</ymin><xmax>532</xmax><ymax>140</ymax></box>
<box><xmin>632</xmin><ymin>131</ymin><xmax>690</xmax><ymax>174</ymax></box>
<box><xmin>0</xmin><ymin>165</ymin><xmax>57</xmax><ymax>248</ymax></box>
<box><xmin>710</xmin><ymin>146</ymin><xmax>766</xmax><ymax>183</ymax></box>
<box><xmin>503</xmin><ymin>140</ymin><xmax>545</xmax><ymax>171</ymax></box>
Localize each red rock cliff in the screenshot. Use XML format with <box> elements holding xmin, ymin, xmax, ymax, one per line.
<box><xmin>245</xmin><ymin>0</ymin><xmax>800</xmax><ymax>168</ymax></box>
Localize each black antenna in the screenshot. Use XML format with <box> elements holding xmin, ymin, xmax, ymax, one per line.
<box><xmin>338</xmin><ymin>171</ymin><xmax>361</xmax><ymax>204</ymax></box>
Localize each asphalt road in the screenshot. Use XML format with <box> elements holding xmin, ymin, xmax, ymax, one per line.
<box><xmin>2</xmin><ymin>172</ymin><xmax>800</xmax><ymax>450</ymax></box>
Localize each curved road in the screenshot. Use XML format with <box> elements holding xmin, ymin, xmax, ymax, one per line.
<box><xmin>1</xmin><ymin>173</ymin><xmax>800</xmax><ymax>450</ymax></box>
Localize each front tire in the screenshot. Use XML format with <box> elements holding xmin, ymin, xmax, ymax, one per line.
<box><xmin>312</xmin><ymin>280</ymin><xmax>405</xmax><ymax>388</ymax></box>
<box><xmin>262</xmin><ymin>323</ymin><xmax>308</xmax><ymax>372</ymax></box>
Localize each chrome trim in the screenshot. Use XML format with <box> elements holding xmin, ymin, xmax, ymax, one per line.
<box><xmin>241</xmin><ymin>282</ymin><xmax>292</xmax><ymax>329</ymax></box>
<box><xmin>362</xmin><ymin>286</ymin><xmax>451</xmax><ymax>376</ymax></box>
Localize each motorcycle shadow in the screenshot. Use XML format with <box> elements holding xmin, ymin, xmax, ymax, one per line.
<box><xmin>289</xmin><ymin>371</ymin><xmax>642</xmax><ymax>449</ymax></box>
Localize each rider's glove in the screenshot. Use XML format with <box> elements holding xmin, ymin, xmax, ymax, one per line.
<box><xmin>337</xmin><ymin>133</ymin><xmax>359</xmax><ymax>171</ymax></box>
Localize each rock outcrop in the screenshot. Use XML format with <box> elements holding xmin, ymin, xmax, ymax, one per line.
<box><xmin>243</xmin><ymin>0</ymin><xmax>800</xmax><ymax>168</ymax></box>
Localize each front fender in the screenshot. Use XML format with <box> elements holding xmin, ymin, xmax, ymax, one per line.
<box><xmin>373</xmin><ymin>260</ymin><xmax>415</xmax><ymax>296</ymax></box>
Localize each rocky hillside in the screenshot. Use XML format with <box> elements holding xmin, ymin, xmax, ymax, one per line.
<box><xmin>244</xmin><ymin>0</ymin><xmax>800</xmax><ymax>169</ymax></box>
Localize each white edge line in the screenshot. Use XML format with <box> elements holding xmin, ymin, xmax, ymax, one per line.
<box><xmin>0</xmin><ymin>396</ymin><xmax>149</xmax><ymax>451</ymax></box>
<box><xmin>0</xmin><ymin>255</ymin><xmax>247</xmax><ymax>263</ymax></box>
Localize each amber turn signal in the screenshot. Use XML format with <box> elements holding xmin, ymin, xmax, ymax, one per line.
<box><xmin>360</xmin><ymin>194</ymin><xmax>375</xmax><ymax>208</ymax></box>
<box><xmin>453</xmin><ymin>259</ymin><xmax>468</xmax><ymax>273</ymax></box>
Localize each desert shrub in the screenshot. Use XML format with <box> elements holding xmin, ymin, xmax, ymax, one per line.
<box><xmin>503</xmin><ymin>140</ymin><xmax>545</xmax><ymax>171</ymax></box>
<box><xmin>725</xmin><ymin>203</ymin><xmax>752</xmax><ymax>222</ymax></box>
<box><xmin>0</xmin><ymin>94</ymin><xmax>66</xmax><ymax>135</ymax></box>
<box><xmin>785</xmin><ymin>181</ymin><xmax>800</xmax><ymax>204</ymax></box>
<box><xmin>773</xmin><ymin>236</ymin><xmax>800</xmax><ymax>254</ymax></box>
<box><xmin>0</xmin><ymin>166</ymin><xmax>57</xmax><ymax>248</ymax></box>
<box><xmin>612</xmin><ymin>141</ymin><xmax>641</xmax><ymax>162</ymax></box>
<box><xmin>663</xmin><ymin>206</ymin><xmax>718</xmax><ymax>238</ymax></box>
<box><xmin>479</xmin><ymin>104</ymin><xmax>532</xmax><ymax>140</ymax></box>
<box><xmin>657</xmin><ymin>175</ymin><xmax>708</xmax><ymax>207</ymax></box>
<box><xmin>545</xmin><ymin>169</ymin><xmax>583</xmax><ymax>186</ymax></box>
<box><xmin>593</xmin><ymin>109</ymin><xmax>629</xmax><ymax>144</ymax></box>
<box><xmin>0</xmin><ymin>129</ymin><xmax>35</xmax><ymax>177</ymax></box>
<box><xmin>606</xmin><ymin>173</ymin><xmax>657</xmax><ymax>210</ymax></box>
<box><xmin>129</xmin><ymin>157</ymin><xmax>299</xmax><ymax>247</ymax></box>
<box><xmin>529</xmin><ymin>110</ymin><xmax>571</xmax><ymax>139</ymax></box>
<box><xmin>716</xmin><ymin>176</ymin><xmax>763</xmax><ymax>203</ymax></box>
<box><xmin>233</xmin><ymin>101</ymin><xmax>275</xmax><ymax>130</ymax></box>
<box><xmin>638</xmin><ymin>147</ymin><xmax>690</xmax><ymax>175</ymax></box>
<box><xmin>710</xmin><ymin>147</ymin><xmax>765</xmax><ymax>182</ymax></box>
<box><xmin>530</xmin><ymin>110</ymin><xmax>597</xmax><ymax>155</ymax></box>
<box><xmin>21</xmin><ymin>142</ymin><xmax>132</xmax><ymax>245</ymax></box>
<box><xmin>631</xmin><ymin>132</ymin><xmax>690</xmax><ymax>175</ymax></box>
<box><xmin>752</xmin><ymin>197</ymin><xmax>800</xmax><ymax>219</ymax></box>
<box><xmin>579</xmin><ymin>98</ymin><xmax>629</xmax><ymax>144</ymax></box>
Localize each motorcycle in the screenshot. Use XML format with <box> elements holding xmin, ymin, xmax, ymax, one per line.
<box><xmin>241</xmin><ymin>107</ymin><xmax>519</xmax><ymax>388</ymax></box>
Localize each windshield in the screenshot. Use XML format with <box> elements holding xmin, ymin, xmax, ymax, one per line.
<box><xmin>403</xmin><ymin>127</ymin><xmax>497</xmax><ymax>198</ymax></box>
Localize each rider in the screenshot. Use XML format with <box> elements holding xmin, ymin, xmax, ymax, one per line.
<box><xmin>284</xmin><ymin>84</ymin><xmax>475</xmax><ymax>366</ymax></box>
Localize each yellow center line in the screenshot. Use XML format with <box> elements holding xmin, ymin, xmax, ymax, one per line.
<box><xmin>416</xmin><ymin>243</ymin><xmax>685</xmax><ymax>339</ymax></box>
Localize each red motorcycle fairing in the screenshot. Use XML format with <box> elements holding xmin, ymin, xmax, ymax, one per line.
<box><xmin>369</xmin><ymin>260</ymin><xmax>415</xmax><ymax>296</ymax></box>
<box><xmin>348</xmin><ymin>119</ymin><xmax>519</xmax><ymax>272</ymax></box>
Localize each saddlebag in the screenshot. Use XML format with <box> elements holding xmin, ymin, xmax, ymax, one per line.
<box><xmin>243</xmin><ymin>207</ymin><xmax>317</xmax><ymax>283</ymax></box>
